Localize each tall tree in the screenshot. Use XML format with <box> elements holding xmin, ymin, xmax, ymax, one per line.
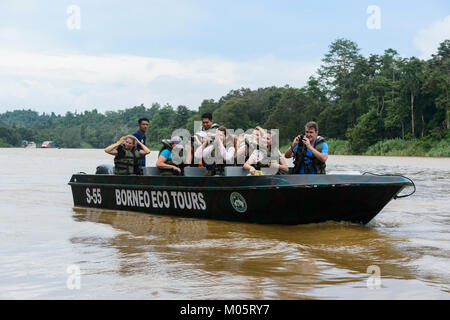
<box><xmin>317</xmin><ymin>38</ymin><xmax>362</xmax><ymax>99</ymax></box>
<box><xmin>423</xmin><ymin>40</ymin><xmax>450</xmax><ymax>130</ymax></box>
<box><xmin>400</xmin><ymin>57</ymin><xmax>425</xmax><ymax>137</ymax></box>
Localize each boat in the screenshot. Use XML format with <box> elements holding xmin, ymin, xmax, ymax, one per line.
<box><xmin>22</xmin><ymin>140</ymin><xmax>36</xmax><ymax>148</ymax></box>
<box><xmin>41</xmin><ymin>141</ymin><xmax>57</xmax><ymax>148</ymax></box>
<box><xmin>68</xmin><ymin>166</ymin><xmax>414</xmax><ymax>225</ymax></box>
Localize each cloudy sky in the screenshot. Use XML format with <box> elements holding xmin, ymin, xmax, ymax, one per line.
<box><xmin>0</xmin><ymin>0</ymin><xmax>449</xmax><ymax>114</ymax></box>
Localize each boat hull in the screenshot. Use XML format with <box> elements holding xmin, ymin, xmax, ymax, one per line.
<box><xmin>69</xmin><ymin>174</ymin><xmax>412</xmax><ymax>225</ymax></box>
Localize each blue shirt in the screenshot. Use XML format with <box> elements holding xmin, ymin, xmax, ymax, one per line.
<box><xmin>133</xmin><ymin>130</ymin><xmax>146</xmax><ymax>166</ymax></box>
<box><xmin>292</xmin><ymin>138</ymin><xmax>328</xmax><ymax>174</ymax></box>
<box><xmin>160</xmin><ymin>149</ymin><xmax>172</xmax><ymax>161</ymax></box>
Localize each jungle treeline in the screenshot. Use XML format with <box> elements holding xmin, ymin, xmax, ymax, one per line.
<box><xmin>1</xmin><ymin>39</ymin><xmax>449</xmax><ymax>156</ymax></box>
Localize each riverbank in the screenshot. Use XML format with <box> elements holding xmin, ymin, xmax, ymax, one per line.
<box><xmin>2</xmin><ymin>135</ymin><xmax>450</xmax><ymax>158</ymax></box>
<box><xmin>325</xmin><ymin>135</ymin><xmax>450</xmax><ymax>157</ymax></box>
<box><xmin>279</xmin><ymin>137</ymin><xmax>449</xmax><ymax>157</ymax></box>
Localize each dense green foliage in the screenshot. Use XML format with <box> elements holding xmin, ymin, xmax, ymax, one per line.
<box><xmin>1</xmin><ymin>39</ymin><xmax>448</xmax><ymax>156</ymax></box>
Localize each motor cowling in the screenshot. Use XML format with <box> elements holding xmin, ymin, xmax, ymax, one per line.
<box><xmin>95</xmin><ymin>164</ymin><xmax>114</xmax><ymax>174</ymax></box>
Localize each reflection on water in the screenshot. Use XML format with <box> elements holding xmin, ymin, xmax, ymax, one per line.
<box><xmin>0</xmin><ymin>149</ymin><xmax>449</xmax><ymax>299</ymax></box>
<box><xmin>70</xmin><ymin>205</ymin><xmax>442</xmax><ymax>299</ymax></box>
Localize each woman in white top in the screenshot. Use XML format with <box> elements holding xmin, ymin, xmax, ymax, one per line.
<box><xmin>243</xmin><ymin>131</ymin><xmax>289</xmax><ymax>175</ymax></box>
<box><xmin>194</xmin><ymin>126</ymin><xmax>236</xmax><ymax>176</ymax></box>
<box><xmin>236</xmin><ymin>126</ymin><xmax>265</xmax><ymax>165</ymax></box>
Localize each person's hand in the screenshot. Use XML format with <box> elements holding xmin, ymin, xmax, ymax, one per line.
<box><xmin>193</xmin><ymin>135</ymin><xmax>201</xmax><ymax>146</ymax></box>
<box><xmin>303</xmin><ymin>136</ymin><xmax>312</xmax><ymax>149</ymax></box>
<box><xmin>118</xmin><ymin>136</ymin><xmax>126</xmax><ymax>144</ymax></box>
<box><xmin>249</xmin><ymin>166</ymin><xmax>256</xmax><ymax>174</ymax></box>
<box><xmin>292</xmin><ymin>135</ymin><xmax>300</xmax><ymax>147</ymax></box>
<box><xmin>133</xmin><ymin>136</ymin><xmax>141</xmax><ymax>144</ymax></box>
<box><xmin>173</xmin><ymin>166</ymin><xmax>181</xmax><ymax>174</ymax></box>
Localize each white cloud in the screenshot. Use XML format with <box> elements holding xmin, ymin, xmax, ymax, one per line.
<box><xmin>414</xmin><ymin>15</ymin><xmax>450</xmax><ymax>59</ymax></box>
<box><xmin>0</xmin><ymin>48</ymin><xmax>319</xmax><ymax>114</ymax></box>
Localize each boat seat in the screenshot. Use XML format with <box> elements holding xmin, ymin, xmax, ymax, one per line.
<box><xmin>142</xmin><ymin>167</ymin><xmax>160</xmax><ymax>176</ymax></box>
<box><xmin>224</xmin><ymin>166</ymin><xmax>248</xmax><ymax>176</ymax></box>
<box><xmin>183</xmin><ymin>167</ymin><xmax>207</xmax><ymax>177</ymax></box>
<box><xmin>261</xmin><ymin>167</ymin><xmax>281</xmax><ymax>175</ymax></box>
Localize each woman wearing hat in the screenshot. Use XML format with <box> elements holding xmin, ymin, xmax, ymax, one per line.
<box><xmin>156</xmin><ymin>136</ymin><xmax>183</xmax><ymax>175</ymax></box>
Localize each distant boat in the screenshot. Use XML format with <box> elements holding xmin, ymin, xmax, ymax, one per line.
<box><xmin>22</xmin><ymin>140</ymin><xmax>36</xmax><ymax>148</ymax></box>
<box><xmin>41</xmin><ymin>141</ymin><xmax>57</xmax><ymax>148</ymax></box>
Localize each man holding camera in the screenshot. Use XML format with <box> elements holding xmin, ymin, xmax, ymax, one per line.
<box><xmin>284</xmin><ymin>121</ymin><xmax>328</xmax><ymax>174</ymax></box>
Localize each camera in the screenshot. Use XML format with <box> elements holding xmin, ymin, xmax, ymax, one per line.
<box><xmin>297</xmin><ymin>134</ymin><xmax>305</xmax><ymax>146</ymax></box>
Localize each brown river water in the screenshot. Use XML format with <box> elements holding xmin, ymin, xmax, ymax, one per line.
<box><xmin>0</xmin><ymin>148</ymin><xmax>449</xmax><ymax>299</ymax></box>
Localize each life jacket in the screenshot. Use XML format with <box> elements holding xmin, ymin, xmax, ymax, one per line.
<box><xmin>293</xmin><ymin>136</ymin><xmax>326</xmax><ymax>174</ymax></box>
<box><xmin>204</xmin><ymin>144</ymin><xmax>234</xmax><ymax>176</ymax></box>
<box><xmin>158</xmin><ymin>145</ymin><xmax>183</xmax><ymax>176</ymax></box>
<box><xmin>114</xmin><ymin>145</ymin><xmax>142</xmax><ymax>175</ymax></box>
<box><xmin>253</xmin><ymin>149</ymin><xmax>282</xmax><ymax>174</ymax></box>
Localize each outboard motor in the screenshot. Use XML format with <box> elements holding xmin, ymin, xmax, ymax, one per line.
<box><xmin>95</xmin><ymin>164</ymin><xmax>114</xmax><ymax>174</ymax></box>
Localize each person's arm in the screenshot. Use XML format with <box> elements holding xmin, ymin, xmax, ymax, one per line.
<box><xmin>267</xmin><ymin>154</ymin><xmax>288</xmax><ymax>173</ymax></box>
<box><xmin>243</xmin><ymin>159</ymin><xmax>256</xmax><ymax>174</ymax></box>
<box><xmin>193</xmin><ymin>135</ymin><xmax>202</xmax><ymax>148</ymax></box>
<box><xmin>303</xmin><ymin>138</ymin><xmax>328</xmax><ymax>163</ymax></box>
<box><xmin>104</xmin><ymin>136</ymin><xmax>126</xmax><ymax>155</ymax></box>
<box><xmin>278</xmin><ymin>157</ymin><xmax>289</xmax><ymax>173</ymax></box>
<box><xmin>217</xmin><ymin>136</ymin><xmax>235</xmax><ymax>163</ymax></box>
<box><xmin>236</xmin><ymin>144</ymin><xmax>247</xmax><ymax>165</ymax></box>
<box><xmin>220</xmin><ymin>146</ymin><xmax>235</xmax><ymax>163</ymax></box>
<box><xmin>156</xmin><ymin>154</ymin><xmax>181</xmax><ymax>173</ymax></box>
<box><xmin>217</xmin><ymin>145</ymin><xmax>235</xmax><ymax>163</ymax></box>
<box><xmin>194</xmin><ymin>143</ymin><xmax>205</xmax><ymax>161</ymax></box>
<box><xmin>243</xmin><ymin>151</ymin><xmax>258</xmax><ymax>174</ymax></box>
<box><xmin>194</xmin><ymin>137</ymin><xmax>212</xmax><ymax>163</ymax></box>
<box><xmin>285</xmin><ymin>136</ymin><xmax>300</xmax><ymax>158</ymax></box>
<box><xmin>185</xmin><ymin>143</ymin><xmax>192</xmax><ymax>165</ymax></box>
<box><xmin>134</xmin><ymin>137</ymin><xmax>150</xmax><ymax>155</ymax></box>
<box><xmin>201</xmin><ymin>144</ymin><xmax>218</xmax><ymax>165</ymax></box>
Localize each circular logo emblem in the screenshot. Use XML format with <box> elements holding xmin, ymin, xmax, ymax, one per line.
<box><xmin>230</xmin><ymin>192</ymin><xmax>247</xmax><ymax>213</ymax></box>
